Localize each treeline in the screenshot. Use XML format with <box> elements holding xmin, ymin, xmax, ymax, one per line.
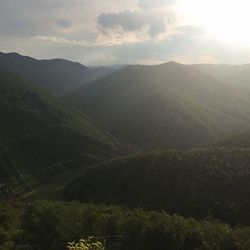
<box><xmin>64</xmin><ymin>148</ymin><xmax>250</xmax><ymax>226</ymax></box>
<box><xmin>1</xmin><ymin>200</ymin><xmax>250</xmax><ymax>250</ymax></box>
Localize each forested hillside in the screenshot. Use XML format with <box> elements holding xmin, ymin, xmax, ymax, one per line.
<box><xmin>3</xmin><ymin>0</ymin><xmax>250</xmax><ymax>246</ymax></box>
<box><xmin>64</xmin><ymin>148</ymin><xmax>250</xmax><ymax>226</ymax></box>
<box><xmin>0</xmin><ymin>69</ymin><xmax>118</xmax><ymax>179</ymax></box>
<box><xmin>1</xmin><ymin>200</ymin><xmax>250</xmax><ymax>250</ymax></box>
<box><xmin>2</xmin><ymin>53</ymin><xmax>250</xmax><ymax>249</ymax></box>
<box><xmin>64</xmin><ymin>62</ymin><xmax>250</xmax><ymax>150</ymax></box>
<box><xmin>0</xmin><ymin>52</ymin><xmax>118</xmax><ymax>95</ymax></box>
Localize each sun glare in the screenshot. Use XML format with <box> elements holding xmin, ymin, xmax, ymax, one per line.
<box><xmin>176</xmin><ymin>0</ymin><xmax>250</xmax><ymax>46</ymax></box>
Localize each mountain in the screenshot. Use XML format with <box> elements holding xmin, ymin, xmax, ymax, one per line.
<box><xmin>64</xmin><ymin>148</ymin><xmax>250</xmax><ymax>226</ymax></box>
<box><xmin>191</xmin><ymin>64</ymin><xmax>250</xmax><ymax>95</ymax></box>
<box><xmin>64</xmin><ymin>62</ymin><xmax>250</xmax><ymax>150</ymax></box>
<box><xmin>0</xmin><ymin>52</ymin><xmax>119</xmax><ymax>96</ymax></box>
<box><xmin>213</xmin><ymin>130</ymin><xmax>250</xmax><ymax>149</ymax></box>
<box><xmin>0</xmin><ymin>69</ymin><xmax>119</xmax><ymax>180</ymax></box>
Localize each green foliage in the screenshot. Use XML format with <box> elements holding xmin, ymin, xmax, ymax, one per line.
<box><xmin>64</xmin><ymin>148</ymin><xmax>250</xmax><ymax>226</ymax></box>
<box><xmin>67</xmin><ymin>237</ymin><xmax>104</xmax><ymax>250</ymax></box>
<box><xmin>3</xmin><ymin>52</ymin><xmax>250</xmax><ymax>250</ymax></box>
<box><xmin>0</xmin><ymin>69</ymin><xmax>119</xmax><ymax>179</ymax></box>
<box><xmin>1</xmin><ymin>200</ymin><xmax>250</xmax><ymax>250</ymax></box>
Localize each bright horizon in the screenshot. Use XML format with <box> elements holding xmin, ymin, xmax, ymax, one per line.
<box><xmin>3</xmin><ymin>51</ymin><xmax>250</xmax><ymax>68</ymax></box>
<box><xmin>1</xmin><ymin>0</ymin><xmax>250</xmax><ymax>65</ymax></box>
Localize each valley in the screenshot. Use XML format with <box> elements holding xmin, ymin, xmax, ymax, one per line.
<box><xmin>1</xmin><ymin>52</ymin><xmax>250</xmax><ymax>249</ymax></box>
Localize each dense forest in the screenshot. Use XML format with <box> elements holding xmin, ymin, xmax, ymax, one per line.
<box><xmin>2</xmin><ymin>200</ymin><xmax>250</xmax><ymax>250</ymax></box>
<box><xmin>64</xmin><ymin>148</ymin><xmax>250</xmax><ymax>226</ymax></box>
<box><xmin>0</xmin><ymin>69</ymin><xmax>121</xmax><ymax>178</ymax></box>
<box><xmin>1</xmin><ymin>52</ymin><xmax>250</xmax><ymax>249</ymax></box>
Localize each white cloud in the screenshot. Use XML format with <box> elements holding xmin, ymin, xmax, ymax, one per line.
<box><xmin>32</xmin><ymin>36</ymin><xmax>89</xmax><ymax>46</ymax></box>
<box><xmin>139</xmin><ymin>0</ymin><xmax>176</xmax><ymax>9</ymax></box>
<box><xmin>1</xmin><ymin>0</ymin><xmax>250</xmax><ymax>65</ymax></box>
<box><xmin>176</xmin><ymin>25</ymin><xmax>204</xmax><ymax>36</ymax></box>
<box><xmin>0</xmin><ymin>0</ymin><xmax>138</xmax><ymax>39</ymax></box>
<box><xmin>97</xmin><ymin>10</ymin><xmax>166</xmax><ymax>38</ymax></box>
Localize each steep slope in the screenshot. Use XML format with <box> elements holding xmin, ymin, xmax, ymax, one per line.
<box><xmin>0</xmin><ymin>52</ymin><xmax>118</xmax><ymax>96</ymax></box>
<box><xmin>0</xmin><ymin>52</ymin><xmax>90</xmax><ymax>95</ymax></box>
<box><xmin>64</xmin><ymin>62</ymin><xmax>250</xmax><ymax>150</ymax></box>
<box><xmin>0</xmin><ymin>69</ymin><xmax>118</xmax><ymax>179</ymax></box>
<box><xmin>64</xmin><ymin>148</ymin><xmax>250</xmax><ymax>225</ymax></box>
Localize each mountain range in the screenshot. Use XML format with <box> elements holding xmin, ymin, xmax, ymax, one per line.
<box><xmin>0</xmin><ymin>52</ymin><xmax>119</xmax><ymax>96</ymax></box>
<box><xmin>191</xmin><ymin>63</ymin><xmax>250</xmax><ymax>94</ymax></box>
<box><xmin>2</xmin><ymin>51</ymin><xmax>250</xmax><ymax>235</ymax></box>
<box><xmin>64</xmin><ymin>62</ymin><xmax>250</xmax><ymax>150</ymax></box>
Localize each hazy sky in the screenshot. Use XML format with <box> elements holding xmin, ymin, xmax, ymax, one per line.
<box><xmin>1</xmin><ymin>0</ymin><xmax>250</xmax><ymax>65</ymax></box>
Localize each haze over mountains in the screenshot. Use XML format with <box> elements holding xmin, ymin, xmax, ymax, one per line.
<box><xmin>2</xmin><ymin>52</ymin><xmax>250</xmax><ymax>163</ymax></box>
<box><xmin>2</xmin><ymin>52</ymin><xmax>250</xmax><ymax>249</ymax></box>
<box><xmin>0</xmin><ymin>53</ymin><xmax>250</xmax><ymax>152</ymax></box>
<box><xmin>191</xmin><ymin>63</ymin><xmax>250</xmax><ymax>94</ymax></box>
<box><xmin>64</xmin><ymin>62</ymin><xmax>250</xmax><ymax>150</ymax></box>
<box><xmin>0</xmin><ymin>52</ymin><xmax>119</xmax><ymax>96</ymax></box>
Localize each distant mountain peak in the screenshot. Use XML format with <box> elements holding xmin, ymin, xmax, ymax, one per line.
<box><xmin>166</xmin><ymin>61</ymin><xmax>180</xmax><ymax>65</ymax></box>
<box><xmin>0</xmin><ymin>52</ymin><xmax>121</xmax><ymax>96</ymax></box>
<box><xmin>155</xmin><ymin>61</ymin><xmax>182</xmax><ymax>69</ymax></box>
<box><xmin>0</xmin><ymin>51</ymin><xmax>20</xmax><ymax>56</ymax></box>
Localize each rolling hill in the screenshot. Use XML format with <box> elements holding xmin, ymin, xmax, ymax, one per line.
<box><xmin>0</xmin><ymin>69</ymin><xmax>119</xmax><ymax>180</ymax></box>
<box><xmin>2</xmin><ymin>56</ymin><xmax>250</xmax><ymax>250</ymax></box>
<box><xmin>0</xmin><ymin>52</ymin><xmax>119</xmax><ymax>96</ymax></box>
<box><xmin>64</xmin><ymin>62</ymin><xmax>250</xmax><ymax>150</ymax></box>
<box><xmin>64</xmin><ymin>148</ymin><xmax>250</xmax><ymax>226</ymax></box>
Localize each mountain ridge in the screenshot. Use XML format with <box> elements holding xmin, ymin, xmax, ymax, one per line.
<box><xmin>0</xmin><ymin>69</ymin><xmax>120</xmax><ymax>180</ymax></box>
<box><xmin>0</xmin><ymin>52</ymin><xmax>120</xmax><ymax>96</ymax></box>
<box><xmin>64</xmin><ymin>62</ymin><xmax>250</xmax><ymax>150</ymax></box>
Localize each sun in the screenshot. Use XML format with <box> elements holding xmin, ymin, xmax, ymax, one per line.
<box><xmin>176</xmin><ymin>0</ymin><xmax>250</xmax><ymax>46</ymax></box>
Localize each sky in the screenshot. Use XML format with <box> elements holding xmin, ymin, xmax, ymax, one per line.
<box><xmin>1</xmin><ymin>0</ymin><xmax>250</xmax><ymax>65</ymax></box>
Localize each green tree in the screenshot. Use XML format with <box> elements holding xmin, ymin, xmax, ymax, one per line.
<box><xmin>67</xmin><ymin>237</ymin><xmax>105</xmax><ymax>250</ymax></box>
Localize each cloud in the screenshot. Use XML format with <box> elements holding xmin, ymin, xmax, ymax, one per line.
<box><xmin>1</xmin><ymin>0</ymin><xmax>250</xmax><ymax>65</ymax></box>
<box><xmin>139</xmin><ymin>0</ymin><xmax>176</xmax><ymax>9</ymax></box>
<box><xmin>97</xmin><ymin>9</ymin><xmax>173</xmax><ymax>39</ymax></box>
<box><xmin>0</xmin><ymin>0</ymin><xmax>138</xmax><ymax>38</ymax></box>
<box><xmin>2</xmin><ymin>27</ymin><xmax>250</xmax><ymax>66</ymax></box>
<box><xmin>56</xmin><ymin>19</ymin><xmax>72</xmax><ymax>28</ymax></box>
<box><xmin>32</xmin><ymin>36</ymin><xmax>89</xmax><ymax>46</ymax></box>
<box><xmin>0</xmin><ymin>0</ymin><xmax>68</xmax><ymax>37</ymax></box>
<box><xmin>111</xmin><ymin>33</ymin><xmax>250</xmax><ymax>65</ymax></box>
<box><xmin>98</xmin><ymin>11</ymin><xmax>147</xmax><ymax>32</ymax></box>
<box><xmin>176</xmin><ymin>25</ymin><xmax>205</xmax><ymax>36</ymax></box>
